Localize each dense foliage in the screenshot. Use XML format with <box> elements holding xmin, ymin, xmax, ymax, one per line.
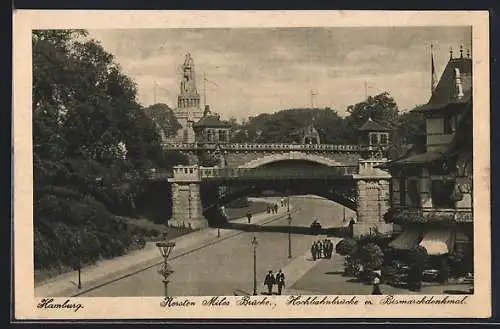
<box><xmin>33</xmin><ymin>30</ymin><xmax>184</xmax><ymax>274</ymax></box>
<box><xmin>230</xmin><ymin>93</ymin><xmax>425</xmax><ymax>160</ymax></box>
<box><xmin>335</xmin><ymin>238</ymin><xmax>358</xmax><ymax>256</ymax></box>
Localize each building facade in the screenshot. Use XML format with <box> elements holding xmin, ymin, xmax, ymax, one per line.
<box><xmin>386</xmin><ymin>48</ymin><xmax>473</xmax><ymax>273</ymax></box>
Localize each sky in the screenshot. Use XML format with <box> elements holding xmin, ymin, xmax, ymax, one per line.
<box><xmin>88</xmin><ymin>26</ymin><xmax>471</xmax><ymax>121</ymax></box>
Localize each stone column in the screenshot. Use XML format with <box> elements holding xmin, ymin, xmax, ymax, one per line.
<box><xmin>352</xmin><ymin>159</ymin><xmax>393</xmax><ymax>237</ymax></box>
<box><xmin>168</xmin><ymin>166</ymin><xmax>208</xmax><ymax>230</ymax></box>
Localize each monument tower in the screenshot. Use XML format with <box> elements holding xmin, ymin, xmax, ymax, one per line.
<box><xmin>174</xmin><ymin>53</ymin><xmax>203</xmax><ymax>142</ymax></box>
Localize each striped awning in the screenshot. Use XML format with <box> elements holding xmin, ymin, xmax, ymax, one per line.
<box><xmin>419</xmin><ymin>229</ymin><xmax>454</xmax><ymax>255</ymax></box>
<box><xmin>389</xmin><ymin>229</ymin><xmax>421</xmax><ymax>250</ymax></box>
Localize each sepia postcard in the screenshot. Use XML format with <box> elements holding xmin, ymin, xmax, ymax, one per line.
<box><xmin>13</xmin><ymin>10</ymin><xmax>491</xmax><ymax>320</ymax></box>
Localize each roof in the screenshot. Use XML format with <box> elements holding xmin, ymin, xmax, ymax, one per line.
<box><xmin>193</xmin><ymin>115</ymin><xmax>231</xmax><ymax>128</ymax></box>
<box><xmin>413</xmin><ymin>57</ymin><xmax>472</xmax><ymax>113</ymax></box>
<box><xmin>357</xmin><ymin>118</ymin><xmax>391</xmax><ymax>132</ymax></box>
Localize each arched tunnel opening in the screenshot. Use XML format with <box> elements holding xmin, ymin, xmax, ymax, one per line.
<box><xmin>200</xmin><ymin>178</ymin><xmax>356</xmax><ymax>227</ymax></box>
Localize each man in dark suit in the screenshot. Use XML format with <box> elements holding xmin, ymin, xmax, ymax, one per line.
<box><xmin>264</xmin><ymin>270</ymin><xmax>275</xmax><ymax>295</ymax></box>
<box><xmin>276</xmin><ymin>269</ymin><xmax>285</xmax><ymax>295</ymax></box>
<box><xmin>246</xmin><ymin>210</ymin><xmax>252</xmax><ymax>224</ymax></box>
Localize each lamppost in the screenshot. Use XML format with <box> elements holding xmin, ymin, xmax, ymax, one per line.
<box><xmin>156</xmin><ymin>241</ymin><xmax>176</xmax><ymax>298</ymax></box>
<box><xmin>251</xmin><ymin>236</ymin><xmax>258</xmax><ymax>295</ymax></box>
<box><xmin>287</xmin><ymin>212</ymin><xmax>292</xmax><ymax>259</ymax></box>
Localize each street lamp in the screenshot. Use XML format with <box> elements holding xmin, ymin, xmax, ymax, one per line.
<box><xmin>251</xmin><ymin>236</ymin><xmax>258</xmax><ymax>295</ymax></box>
<box><xmin>287</xmin><ymin>213</ymin><xmax>292</xmax><ymax>259</ymax></box>
<box><xmin>156</xmin><ymin>241</ymin><xmax>176</xmax><ymax>298</ymax></box>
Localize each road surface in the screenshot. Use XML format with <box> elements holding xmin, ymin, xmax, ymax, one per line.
<box><xmin>82</xmin><ymin>196</ymin><xmax>353</xmax><ymax>296</ymax></box>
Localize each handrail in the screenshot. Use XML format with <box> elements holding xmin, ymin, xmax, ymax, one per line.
<box><xmin>161</xmin><ymin>142</ymin><xmax>361</xmax><ymax>152</ymax></box>
<box><xmin>198</xmin><ymin>166</ymin><xmax>358</xmax><ymax>180</ymax></box>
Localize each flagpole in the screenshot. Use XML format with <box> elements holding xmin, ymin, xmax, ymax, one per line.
<box><xmin>431</xmin><ymin>43</ymin><xmax>437</xmax><ymax>95</ymax></box>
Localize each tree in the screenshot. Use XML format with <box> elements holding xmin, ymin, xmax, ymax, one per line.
<box><xmin>143</xmin><ymin>103</ymin><xmax>182</xmax><ymax>140</ymax></box>
<box><xmin>388</xmin><ymin>108</ymin><xmax>426</xmax><ymax>160</ymax></box>
<box><xmin>32</xmin><ymin>30</ymin><xmax>183</xmax><ymax>272</ymax></box>
<box><xmin>344</xmin><ymin>92</ymin><xmax>400</xmax><ymax>143</ymax></box>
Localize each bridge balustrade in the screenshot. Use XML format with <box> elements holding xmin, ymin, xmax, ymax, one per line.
<box><xmin>161</xmin><ymin>142</ymin><xmax>361</xmax><ymax>152</ymax></box>
<box><xmin>198</xmin><ymin>166</ymin><xmax>358</xmax><ymax>180</ymax></box>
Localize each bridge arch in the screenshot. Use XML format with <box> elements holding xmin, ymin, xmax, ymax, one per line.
<box><xmin>239</xmin><ymin>151</ymin><xmax>344</xmax><ymax>169</ymax></box>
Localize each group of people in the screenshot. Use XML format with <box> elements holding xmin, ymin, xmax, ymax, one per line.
<box><xmin>266</xmin><ymin>203</ymin><xmax>280</xmax><ymax>214</ymax></box>
<box><xmin>310</xmin><ymin>239</ymin><xmax>334</xmax><ymax>260</ymax></box>
<box><xmin>263</xmin><ymin>269</ymin><xmax>286</xmax><ymax>295</ymax></box>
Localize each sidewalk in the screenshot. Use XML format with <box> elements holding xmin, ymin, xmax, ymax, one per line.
<box><xmin>282</xmin><ymin>235</ymin><xmax>343</xmax><ymax>295</ymax></box>
<box><xmin>286</xmin><ymin>252</ymin><xmax>473</xmax><ymax>295</ymax></box>
<box><xmin>35</xmin><ymin>198</ymin><xmax>293</xmax><ymax>297</ymax></box>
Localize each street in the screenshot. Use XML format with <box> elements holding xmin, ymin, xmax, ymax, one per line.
<box><xmin>82</xmin><ymin>196</ymin><xmax>354</xmax><ymax>297</ymax></box>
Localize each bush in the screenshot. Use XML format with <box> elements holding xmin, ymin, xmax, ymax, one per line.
<box><xmin>358</xmin><ymin>243</ymin><xmax>384</xmax><ymax>271</ymax></box>
<box><xmin>336</xmin><ymin>238</ymin><xmax>358</xmax><ymax>256</ymax></box>
<box><xmin>408</xmin><ymin>245</ymin><xmax>428</xmax><ymax>269</ymax></box>
<box><xmin>448</xmin><ymin>246</ymin><xmax>472</xmax><ymax>278</ymax></box>
<box><xmin>344</xmin><ymin>256</ymin><xmax>362</xmax><ymax>277</ymax></box>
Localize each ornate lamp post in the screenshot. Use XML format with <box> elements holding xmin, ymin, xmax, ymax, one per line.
<box><xmin>251</xmin><ymin>236</ymin><xmax>258</xmax><ymax>295</ymax></box>
<box><xmin>156</xmin><ymin>241</ymin><xmax>176</xmax><ymax>298</ymax></box>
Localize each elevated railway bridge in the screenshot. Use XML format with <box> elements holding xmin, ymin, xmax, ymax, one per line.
<box><xmin>146</xmin><ymin>142</ymin><xmax>392</xmax><ymax>237</ymax></box>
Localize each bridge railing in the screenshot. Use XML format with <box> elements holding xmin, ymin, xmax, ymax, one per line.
<box><xmin>161</xmin><ymin>142</ymin><xmax>361</xmax><ymax>152</ymax></box>
<box><xmin>198</xmin><ymin>166</ymin><xmax>358</xmax><ymax>180</ymax></box>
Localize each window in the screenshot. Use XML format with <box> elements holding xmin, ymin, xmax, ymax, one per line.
<box><xmin>207</xmin><ymin>130</ymin><xmax>213</xmax><ymax>141</ymax></box>
<box><xmin>219</xmin><ymin>130</ymin><xmax>227</xmax><ymax>142</ymax></box>
<box><xmin>431</xmin><ymin>180</ymin><xmax>455</xmax><ymax>209</ymax></box>
<box><xmin>370</xmin><ymin>134</ymin><xmax>378</xmax><ymax>146</ymax></box>
<box><xmin>380</xmin><ymin>134</ymin><xmax>388</xmax><ymax>145</ymax></box>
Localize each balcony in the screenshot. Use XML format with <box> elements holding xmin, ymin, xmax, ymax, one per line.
<box><xmin>390</xmin><ymin>206</ymin><xmax>473</xmax><ymax>225</ymax></box>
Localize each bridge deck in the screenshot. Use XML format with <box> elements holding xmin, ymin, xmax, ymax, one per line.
<box><xmin>146</xmin><ymin>166</ymin><xmax>359</xmax><ymax>182</ymax></box>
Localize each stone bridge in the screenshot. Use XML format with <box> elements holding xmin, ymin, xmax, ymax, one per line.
<box><xmin>152</xmin><ymin>142</ymin><xmax>392</xmax><ymax>237</ymax></box>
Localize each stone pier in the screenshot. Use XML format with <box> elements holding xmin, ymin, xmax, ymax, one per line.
<box><xmin>352</xmin><ymin>159</ymin><xmax>393</xmax><ymax>238</ymax></box>
<box><xmin>168</xmin><ymin>165</ymin><xmax>208</xmax><ymax>230</ymax></box>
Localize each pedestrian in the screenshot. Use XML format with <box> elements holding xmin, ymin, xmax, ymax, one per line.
<box><xmin>371</xmin><ymin>271</ymin><xmax>382</xmax><ymax>295</ymax></box>
<box><xmin>280</xmin><ymin>198</ymin><xmax>284</xmax><ymax>207</ymax></box>
<box><xmin>311</xmin><ymin>242</ymin><xmax>317</xmax><ymax>261</ymax></box>
<box><xmin>246</xmin><ymin>210</ymin><xmax>252</xmax><ymax>224</ymax></box>
<box><xmin>276</xmin><ymin>269</ymin><xmax>285</xmax><ymax>295</ymax></box>
<box><xmin>315</xmin><ymin>241</ymin><xmax>321</xmax><ymax>260</ymax></box>
<box><xmin>274</xmin><ymin>204</ymin><xmax>278</xmax><ymax>213</ymax></box>
<box><xmin>264</xmin><ymin>270</ymin><xmax>275</xmax><ymax>295</ymax></box>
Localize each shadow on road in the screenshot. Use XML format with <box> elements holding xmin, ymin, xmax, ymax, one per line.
<box><xmin>214</xmin><ymin>222</ymin><xmax>352</xmax><ymax>238</ymax></box>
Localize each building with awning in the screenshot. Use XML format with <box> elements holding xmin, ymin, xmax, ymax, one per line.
<box><xmin>383</xmin><ymin>46</ymin><xmax>473</xmax><ymax>274</ymax></box>
<box><xmin>419</xmin><ymin>229</ymin><xmax>454</xmax><ymax>256</ymax></box>
<box><xmin>389</xmin><ymin>229</ymin><xmax>421</xmax><ymax>250</ymax></box>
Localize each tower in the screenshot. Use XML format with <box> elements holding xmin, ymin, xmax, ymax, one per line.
<box><xmin>174</xmin><ymin>53</ymin><xmax>204</xmax><ymax>143</ymax></box>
